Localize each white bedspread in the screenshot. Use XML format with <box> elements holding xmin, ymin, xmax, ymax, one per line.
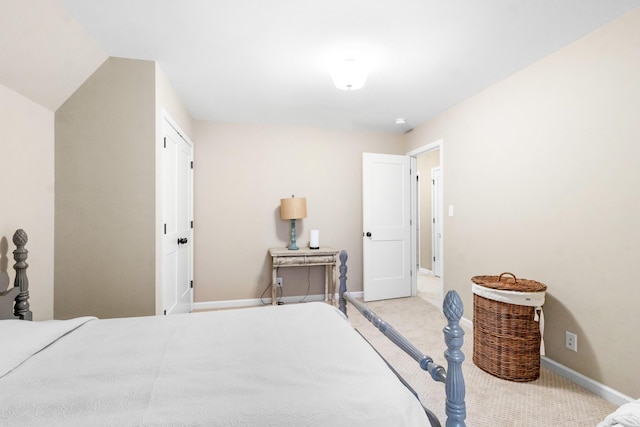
<box><xmin>598</xmin><ymin>400</ymin><xmax>640</xmax><ymax>427</ymax></box>
<box><xmin>0</xmin><ymin>302</ymin><xmax>431</xmax><ymax>426</ymax></box>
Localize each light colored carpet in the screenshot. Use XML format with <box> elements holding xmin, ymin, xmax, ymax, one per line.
<box><xmin>348</xmin><ymin>295</ymin><xmax>617</xmax><ymax>426</ymax></box>
<box><xmin>417</xmin><ymin>270</ymin><xmax>442</xmax><ymax>307</ymax></box>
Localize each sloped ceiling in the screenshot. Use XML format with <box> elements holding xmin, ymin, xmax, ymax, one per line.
<box><xmin>0</xmin><ymin>0</ymin><xmax>107</xmax><ymax>112</ymax></box>
<box><xmin>2</xmin><ymin>1</ymin><xmax>639</xmax><ymax>133</ymax></box>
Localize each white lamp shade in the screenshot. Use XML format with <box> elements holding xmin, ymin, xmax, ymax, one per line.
<box><xmin>330</xmin><ymin>59</ymin><xmax>369</xmax><ymax>91</ymax></box>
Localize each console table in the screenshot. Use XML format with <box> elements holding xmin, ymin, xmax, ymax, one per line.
<box><xmin>269</xmin><ymin>247</ymin><xmax>339</xmax><ymax>306</ymax></box>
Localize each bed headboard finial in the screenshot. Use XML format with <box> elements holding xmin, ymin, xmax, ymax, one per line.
<box><xmin>442</xmin><ymin>290</ymin><xmax>466</xmax><ymax>427</ymax></box>
<box><xmin>12</xmin><ymin>229</ymin><xmax>32</xmax><ymax>321</ymax></box>
<box><xmin>338</xmin><ymin>250</ymin><xmax>348</xmax><ymax>315</ymax></box>
<box><xmin>443</xmin><ymin>290</ymin><xmax>463</xmax><ymax>323</ymax></box>
<box><xmin>13</xmin><ymin>229</ymin><xmax>28</xmax><ymax>247</ymax></box>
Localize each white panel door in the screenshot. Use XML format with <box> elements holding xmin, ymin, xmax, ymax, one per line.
<box><xmin>163</xmin><ymin>119</ymin><xmax>193</xmax><ymax>315</ymax></box>
<box><xmin>362</xmin><ymin>153</ymin><xmax>412</xmax><ymax>301</ymax></box>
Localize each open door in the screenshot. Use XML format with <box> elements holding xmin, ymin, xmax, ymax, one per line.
<box><xmin>362</xmin><ymin>153</ymin><xmax>412</xmax><ymax>301</ymax></box>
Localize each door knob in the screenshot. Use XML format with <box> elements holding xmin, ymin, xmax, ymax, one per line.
<box><xmin>366</xmin><ymin>232</ymin><xmax>372</xmax><ymax>237</ymax></box>
<box><xmin>177</xmin><ymin>237</ymin><xmax>188</xmax><ymax>245</ymax></box>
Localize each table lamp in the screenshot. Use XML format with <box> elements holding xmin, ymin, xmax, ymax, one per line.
<box><xmin>280</xmin><ymin>196</ymin><xmax>307</xmax><ymax>250</ymax></box>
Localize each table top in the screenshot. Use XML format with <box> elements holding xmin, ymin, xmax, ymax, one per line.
<box><xmin>269</xmin><ymin>247</ymin><xmax>338</xmax><ymax>256</ymax></box>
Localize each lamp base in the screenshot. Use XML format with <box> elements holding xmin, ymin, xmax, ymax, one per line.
<box><xmin>310</xmin><ymin>246</ymin><xmax>319</xmax><ymax>250</ymax></box>
<box><xmin>288</xmin><ymin>219</ymin><xmax>300</xmax><ymax>250</ymax></box>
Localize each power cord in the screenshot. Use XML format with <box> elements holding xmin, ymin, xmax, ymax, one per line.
<box><xmin>297</xmin><ymin>267</ymin><xmax>312</xmax><ymax>303</ymax></box>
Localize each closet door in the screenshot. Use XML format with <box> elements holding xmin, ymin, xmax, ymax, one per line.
<box><xmin>162</xmin><ymin>118</ymin><xmax>193</xmax><ymax>315</ymax></box>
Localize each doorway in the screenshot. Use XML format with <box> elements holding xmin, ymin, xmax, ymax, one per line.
<box><xmin>408</xmin><ymin>140</ymin><xmax>443</xmax><ymax>307</ymax></box>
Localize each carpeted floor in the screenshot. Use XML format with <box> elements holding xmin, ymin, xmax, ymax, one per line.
<box><xmin>348</xmin><ymin>295</ymin><xmax>617</xmax><ymax>426</ymax></box>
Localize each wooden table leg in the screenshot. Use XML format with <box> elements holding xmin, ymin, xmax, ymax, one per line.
<box><xmin>272</xmin><ymin>267</ymin><xmax>277</xmax><ymax>305</ymax></box>
<box><xmin>328</xmin><ymin>263</ymin><xmax>336</xmax><ymax>305</ymax></box>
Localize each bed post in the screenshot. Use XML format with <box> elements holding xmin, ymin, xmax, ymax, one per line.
<box><xmin>13</xmin><ymin>229</ymin><xmax>32</xmax><ymax>321</ymax></box>
<box><xmin>337</xmin><ymin>250</ymin><xmax>348</xmax><ymax>316</ymax></box>
<box><xmin>442</xmin><ymin>290</ymin><xmax>466</xmax><ymax>427</ymax></box>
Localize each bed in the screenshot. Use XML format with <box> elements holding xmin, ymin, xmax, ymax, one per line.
<box><xmin>0</xmin><ymin>229</ymin><xmax>466</xmax><ymax>426</ymax></box>
<box><xmin>598</xmin><ymin>400</ymin><xmax>640</xmax><ymax>427</ymax></box>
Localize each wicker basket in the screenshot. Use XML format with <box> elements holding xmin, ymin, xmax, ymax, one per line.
<box><xmin>471</xmin><ymin>272</ymin><xmax>547</xmax><ymax>382</ymax></box>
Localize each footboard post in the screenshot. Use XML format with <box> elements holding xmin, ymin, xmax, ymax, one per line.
<box><xmin>12</xmin><ymin>229</ymin><xmax>32</xmax><ymax>321</ymax></box>
<box><xmin>442</xmin><ymin>290</ymin><xmax>466</xmax><ymax>427</ymax></box>
<box><xmin>337</xmin><ymin>250</ymin><xmax>348</xmax><ymax>316</ymax></box>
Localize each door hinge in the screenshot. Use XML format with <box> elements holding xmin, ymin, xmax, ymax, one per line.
<box><xmin>164</xmin><ymin>223</ymin><xmax>167</xmax><ymax>234</ymax></box>
<box><xmin>163</xmin><ymin>137</ymin><xmax>166</xmax><ymax>148</ymax></box>
<box><xmin>433</xmin><ymin>256</ymin><xmax>436</xmax><ymax>262</ymax></box>
<box><xmin>190</xmin><ymin>280</ymin><xmax>193</xmax><ymax>289</ymax></box>
<box><xmin>163</xmin><ymin>309</ymin><xmax>167</xmax><ymax>315</ymax></box>
<box><xmin>190</xmin><ymin>220</ymin><xmax>194</xmax><ymax>229</ymax></box>
<box><xmin>190</xmin><ymin>161</ymin><xmax>194</xmax><ymax>169</ymax></box>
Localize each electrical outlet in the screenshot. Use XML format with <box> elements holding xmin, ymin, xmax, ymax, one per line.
<box><xmin>276</xmin><ymin>277</ymin><xmax>283</xmax><ymax>288</ymax></box>
<box><xmin>565</xmin><ymin>331</ymin><xmax>578</xmax><ymax>352</ymax></box>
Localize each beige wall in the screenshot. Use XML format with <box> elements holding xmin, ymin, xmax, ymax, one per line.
<box><xmin>0</xmin><ymin>0</ymin><xmax>105</xmax><ymax>321</ymax></box>
<box><xmin>405</xmin><ymin>8</ymin><xmax>640</xmax><ymax>397</ymax></box>
<box><xmin>193</xmin><ymin>121</ymin><xmax>404</xmax><ymax>302</ymax></box>
<box><xmin>3</xmin><ymin>0</ymin><xmax>637</xmax><ymax>398</ymax></box>
<box><xmin>55</xmin><ymin>58</ymin><xmax>157</xmax><ymax>319</ymax></box>
<box><xmin>417</xmin><ymin>150</ymin><xmax>440</xmax><ymax>270</ymax></box>
<box><xmin>0</xmin><ymin>83</ymin><xmax>55</xmax><ymax>320</ymax></box>
<box><xmin>55</xmin><ymin>58</ymin><xmax>195</xmax><ymax>319</ymax></box>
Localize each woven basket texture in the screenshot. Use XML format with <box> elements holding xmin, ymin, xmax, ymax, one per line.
<box><xmin>471</xmin><ymin>273</ymin><xmax>546</xmax><ymax>382</ymax></box>
<box><xmin>471</xmin><ymin>272</ymin><xmax>547</xmax><ymax>292</ymax></box>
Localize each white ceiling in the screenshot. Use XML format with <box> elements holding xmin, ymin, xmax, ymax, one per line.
<box><xmin>59</xmin><ymin>0</ymin><xmax>640</xmax><ymax>133</ymax></box>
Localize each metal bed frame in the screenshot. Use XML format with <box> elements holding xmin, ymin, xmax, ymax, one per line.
<box><xmin>1</xmin><ymin>230</ymin><xmax>465</xmax><ymax>426</ymax></box>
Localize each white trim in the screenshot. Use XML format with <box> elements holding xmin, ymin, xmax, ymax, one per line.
<box><xmin>419</xmin><ymin>267</ymin><xmax>433</xmax><ymax>275</ymax></box>
<box><xmin>410</xmin><ymin>156</ymin><xmax>418</xmax><ymax>297</ymax></box>
<box><xmin>407</xmin><ymin>139</ymin><xmax>444</xmax><ymax>308</ymax></box>
<box><xmin>541</xmin><ymin>357</ymin><xmax>634</xmax><ymax>406</ymax></box>
<box><xmin>472</xmin><ymin>283</ymin><xmax>545</xmax><ymax>307</ymax></box>
<box><xmin>460</xmin><ymin>316</ymin><xmax>473</xmax><ymax>330</ymax></box>
<box><xmin>406</xmin><ymin>139</ymin><xmax>443</xmax><ymax>157</ymax></box>
<box><xmin>431</xmin><ymin>166</ymin><xmax>443</xmax><ymax>277</ymax></box>
<box><xmin>463</xmin><ymin>313</ymin><xmax>632</xmax><ymax>406</ymax></box>
<box><xmin>192</xmin><ymin>291</ymin><xmax>364</xmax><ymax>311</ymax></box>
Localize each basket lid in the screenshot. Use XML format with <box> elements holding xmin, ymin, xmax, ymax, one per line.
<box><xmin>471</xmin><ymin>272</ymin><xmax>547</xmax><ymax>292</ymax></box>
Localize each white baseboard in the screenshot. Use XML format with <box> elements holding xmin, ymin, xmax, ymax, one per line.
<box><xmin>419</xmin><ymin>267</ymin><xmax>433</xmax><ymax>275</ymax></box>
<box><xmin>192</xmin><ymin>291</ymin><xmax>364</xmax><ymax>311</ymax></box>
<box><xmin>460</xmin><ymin>319</ymin><xmax>632</xmax><ymax>407</ymax></box>
<box><xmin>540</xmin><ymin>356</ymin><xmax>634</xmax><ymax>406</ymax></box>
<box><xmin>337</xmin><ymin>291</ymin><xmax>363</xmax><ymax>300</ymax></box>
<box><xmin>460</xmin><ymin>316</ymin><xmax>473</xmax><ymax>330</ymax></box>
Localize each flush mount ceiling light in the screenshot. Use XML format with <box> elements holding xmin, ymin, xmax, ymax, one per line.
<box><xmin>329</xmin><ymin>58</ymin><xmax>369</xmax><ymax>91</ymax></box>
